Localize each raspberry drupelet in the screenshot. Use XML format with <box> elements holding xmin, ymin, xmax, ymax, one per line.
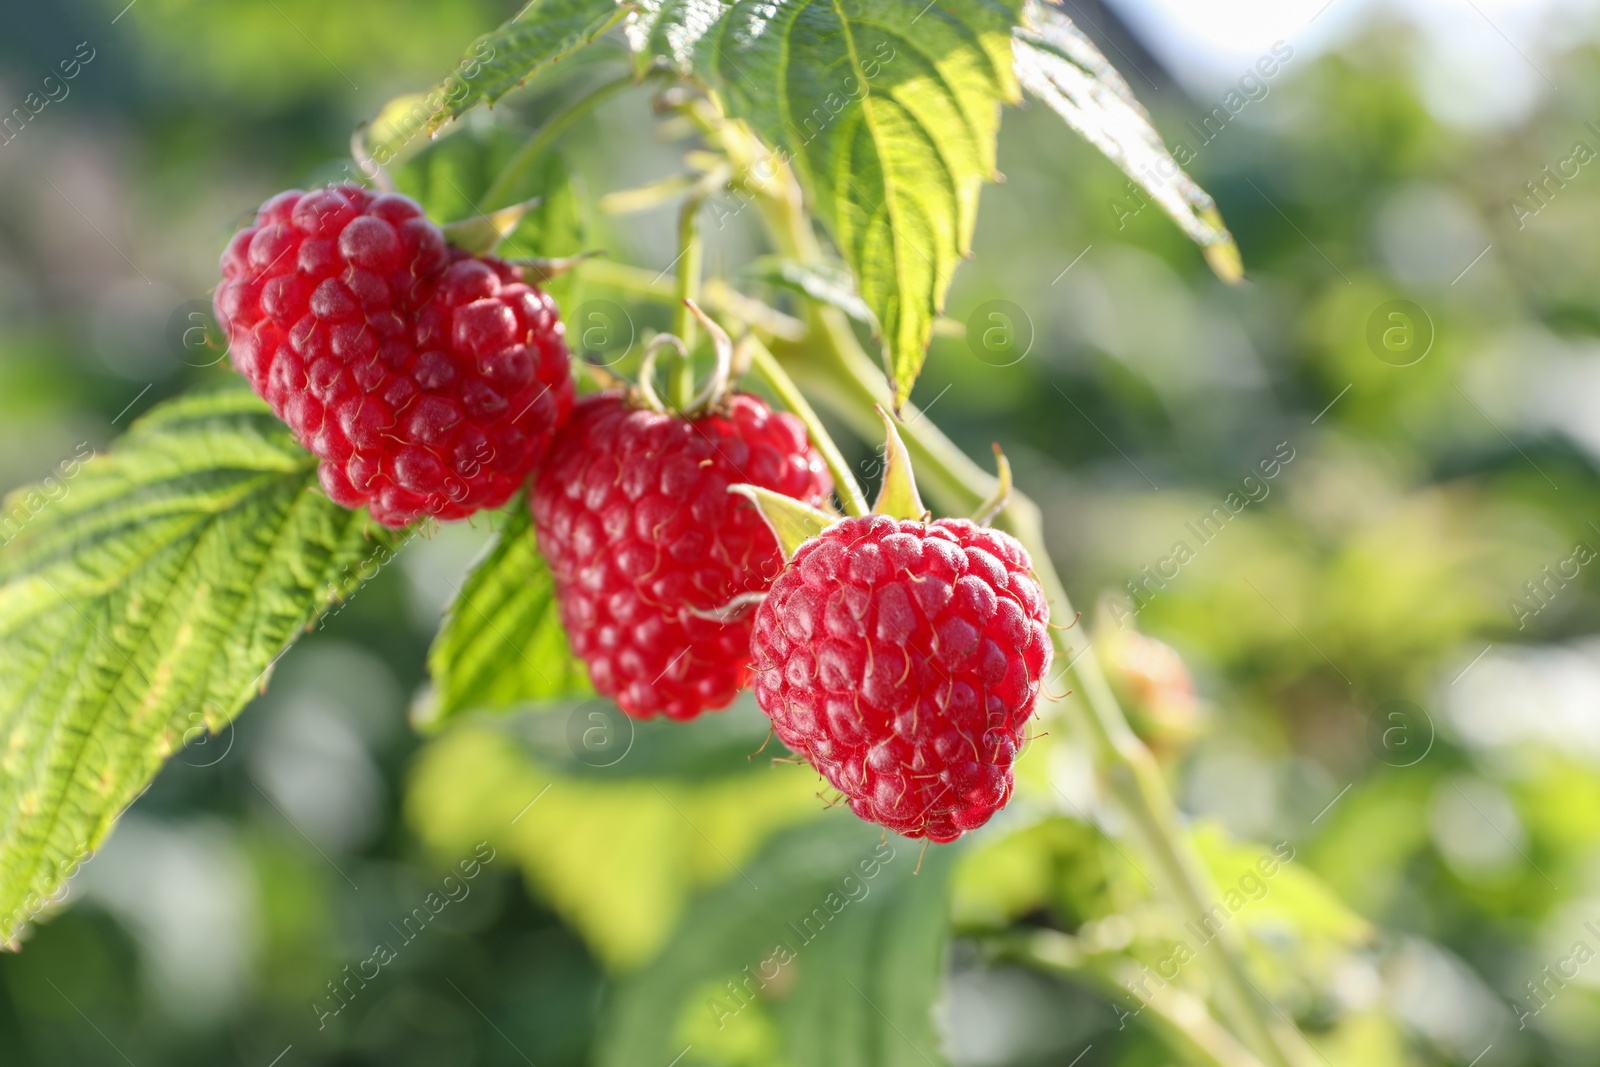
<box><xmin>749</xmin><ymin>515</ymin><xmax>1052</xmax><ymax>842</ymax></box>
<box><xmin>531</xmin><ymin>392</ymin><xmax>833</xmax><ymax>721</ymax></box>
<box><xmin>215</xmin><ymin>184</ymin><xmax>573</xmax><ymax>527</ymax></box>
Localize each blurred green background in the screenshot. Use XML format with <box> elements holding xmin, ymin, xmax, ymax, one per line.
<box><xmin>4</xmin><ymin>0</ymin><xmax>1600</xmax><ymax>1064</ymax></box>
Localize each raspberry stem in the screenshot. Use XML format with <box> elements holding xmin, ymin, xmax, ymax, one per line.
<box><xmin>479</xmin><ymin>72</ymin><xmax>638</xmax><ymax>212</ymax></box>
<box><xmin>744</xmin><ymin>337</ymin><xmax>870</xmax><ymax>517</ymax></box>
<box><xmin>972</xmin><ymin>445</ymin><xmax>1013</xmax><ymax>525</ymax></box>
<box><xmin>982</xmin><ymin>929</ymin><xmax>1264</xmax><ymax>1067</ymax></box>
<box><xmin>635</xmin><ymin>334</ymin><xmax>686</xmax><ymax>415</ymax></box>
<box><xmin>680</xmin><ymin>300</ymin><xmax>735</xmax><ymax>415</ymax></box>
<box><xmin>671</xmin><ymin>168</ymin><xmax>727</xmax><ymax>409</ymax></box>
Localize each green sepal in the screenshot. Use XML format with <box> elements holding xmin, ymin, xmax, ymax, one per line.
<box><xmin>972</xmin><ymin>445</ymin><xmax>1013</xmax><ymax>525</ymax></box>
<box><xmin>440</xmin><ymin>196</ymin><xmax>542</xmax><ymax>255</ymax></box>
<box><xmin>873</xmin><ymin>406</ymin><xmax>926</xmax><ymax>521</ymax></box>
<box><xmin>728</xmin><ymin>485</ymin><xmax>835</xmax><ymax>561</ymax></box>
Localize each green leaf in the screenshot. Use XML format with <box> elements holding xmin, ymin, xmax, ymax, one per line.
<box><xmin>510</xmin><ymin>153</ymin><xmax>591</xmax><ymax>313</ymax></box>
<box><xmin>744</xmin><ymin>256</ymin><xmax>877</xmax><ymax>327</ymax></box>
<box><xmin>406</xmin><ymin>721</ymin><xmax>824</xmax><ymax>969</ymax></box>
<box><xmin>421</xmin><ymin>0</ymin><xmax>629</xmax><ymax>134</ymax></box>
<box><xmin>598</xmin><ymin>818</ymin><xmax>957</xmax><ymax>1066</ymax></box>
<box><xmin>0</xmin><ymin>380</ymin><xmax>403</xmax><ymax>942</ymax></box>
<box><xmin>419</xmin><ymin>501</ymin><xmax>590</xmax><ymax>731</ymax></box>
<box><xmin>628</xmin><ymin>0</ymin><xmax>1025</xmax><ymax>410</ymax></box>
<box><xmin>439</xmin><ymin>197</ymin><xmax>545</xmax><ymax>255</ymax></box>
<box><xmin>394</xmin><ymin>129</ymin><xmax>590</xmax><ymax>311</ymax></box>
<box><xmin>1012</xmin><ymin>0</ymin><xmax>1242</xmax><ymax>281</ymax></box>
<box><xmin>778</xmin><ymin>843</ymin><xmax>957</xmax><ymax>1067</ymax></box>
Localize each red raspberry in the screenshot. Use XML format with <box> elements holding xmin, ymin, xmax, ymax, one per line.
<box><xmin>531</xmin><ymin>392</ymin><xmax>833</xmax><ymax>721</ymax></box>
<box><xmin>215</xmin><ymin>184</ymin><xmax>574</xmax><ymax>527</ymax></box>
<box><xmin>749</xmin><ymin>515</ymin><xmax>1052</xmax><ymax>841</ymax></box>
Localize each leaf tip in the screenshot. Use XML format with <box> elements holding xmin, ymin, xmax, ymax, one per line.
<box><xmin>1205</xmin><ymin>240</ymin><xmax>1245</xmax><ymax>285</ymax></box>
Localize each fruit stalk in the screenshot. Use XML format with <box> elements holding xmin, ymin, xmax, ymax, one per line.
<box><xmin>744</xmin><ymin>336</ymin><xmax>869</xmax><ymax>518</ymax></box>
<box><xmin>479</xmin><ymin>72</ymin><xmax>637</xmax><ymax>212</ymax></box>
<box><xmin>668</xmin><ymin>168</ymin><xmax>725</xmax><ymax>408</ymax></box>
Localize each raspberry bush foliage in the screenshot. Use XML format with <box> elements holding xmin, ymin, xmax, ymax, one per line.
<box><xmin>0</xmin><ymin>4</ymin><xmax>1367</xmax><ymax>1067</ymax></box>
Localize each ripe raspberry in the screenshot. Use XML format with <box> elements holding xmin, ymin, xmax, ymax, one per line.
<box><xmin>749</xmin><ymin>515</ymin><xmax>1052</xmax><ymax>841</ymax></box>
<box><xmin>215</xmin><ymin>184</ymin><xmax>573</xmax><ymax>527</ymax></box>
<box><xmin>531</xmin><ymin>392</ymin><xmax>833</xmax><ymax>721</ymax></box>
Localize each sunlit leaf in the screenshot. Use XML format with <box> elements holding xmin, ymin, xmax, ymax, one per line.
<box><xmin>419</xmin><ymin>502</ymin><xmax>590</xmax><ymax>730</ymax></box>
<box><xmin>1012</xmin><ymin>0</ymin><xmax>1242</xmax><ymax>281</ymax></box>
<box><xmin>422</xmin><ymin>0</ymin><xmax>629</xmax><ymax>134</ymax></box>
<box><xmin>598</xmin><ymin>817</ymin><xmax>956</xmax><ymax>1066</ymax></box>
<box><xmin>629</xmin><ymin>0</ymin><xmax>1025</xmax><ymax>410</ymax></box>
<box><xmin>406</xmin><ymin>719</ymin><xmax>823</xmax><ymax>968</ymax></box>
<box><xmin>0</xmin><ymin>380</ymin><xmax>402</xmax><ymax>941</ymax></box>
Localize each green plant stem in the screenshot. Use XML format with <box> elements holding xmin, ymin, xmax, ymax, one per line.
<box><xmin>577</xmin><ymin>260</ymin><xmax>805</xmax><ymax>341</ymax></box>
<box><xmin>671</xmin><ymin>188</ymin><xmax>708</xmax><ymax>409</ymax></box>
<box><xmin>744</xmin><ymin>337</ymin><xmax>869</xmax><ymax>518</ymax></box>
<box><xmin>982</xmin><ymin>929</ymin><xmax>1267</xmax><ymax>1067</ymax></box>
<box><xmin>735</xmin><ymin>139</ymin><xmax>1301</xmax><ymax>1067</ymax></box>
<box><xmin>480</xmin><ymin>71</ymin><xmax>636</xmax><ymax>211</ymax></box>
<box><xmin>662</xmin><ymin>163</ymin><xmax>730</xmax><ymax>409</ymax></box>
